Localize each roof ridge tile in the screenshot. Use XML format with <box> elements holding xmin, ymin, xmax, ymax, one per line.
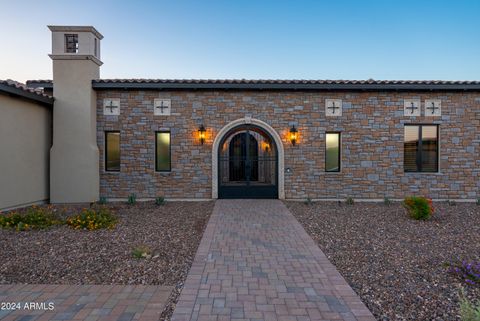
<box><xmin>0</xmin><ymin>79</ymin><xmax>53</xmax><ymax>99</ymax></box>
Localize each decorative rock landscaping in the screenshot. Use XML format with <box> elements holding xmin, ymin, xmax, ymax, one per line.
<box><xmin>1</xmin><ymin>200</ymin><xmax>478</xmax><ymax>320</ymax></box>
<box><xmin>286</xmin><ymin>201</ymin><xmax>480</xmax><ymax>320</ymax></box>
<box><xmin>0</xmin><ymin>201</ymin><xmax>214</xmax><ymax>320</ymax></box>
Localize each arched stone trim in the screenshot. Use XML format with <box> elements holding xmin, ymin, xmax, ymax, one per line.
<box><xmin>212</xmin><ymin>118</ymin><xmax>285</xmax><ymax>199</ymax></box>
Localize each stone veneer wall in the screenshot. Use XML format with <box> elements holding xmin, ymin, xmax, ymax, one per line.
<box><xmin>97</xmin><ymin>90</ymin><xmax>480</xmax><ymax>200</ymax></box>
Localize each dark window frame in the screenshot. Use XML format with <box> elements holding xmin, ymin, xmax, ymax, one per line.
<box><xmin>325</xmin><ymin>132</ymin><xmax>341</xmax><ymax>172</ymax></box>
<box><xmin>65</xmin><ymin>34</ymin><xmax>79</xmax><ymax>53</ymax></box>
<box><xmin>404</xmin><ymin>124</ymin><xmax>439</xmax><ymax>173</ymax></box>
<box><xmin>155</xmin><ymin>131</ymin><xmax>172</xmax><ymax>172</ymax></box>
<box><xmin>105</xmin><ymin>131</ymin><xmax>120</xmax><ymax>172</ymax></box>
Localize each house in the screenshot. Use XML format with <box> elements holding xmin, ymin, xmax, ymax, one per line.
<box><xmin>0</xmin><ymin>80</ymin><xmax>52</xmax><ymax>209</ymax></box>
<box><xmin>1</xmin><ymin>25</ymin><xmax>479</xmax><ymax>209</ymax></box>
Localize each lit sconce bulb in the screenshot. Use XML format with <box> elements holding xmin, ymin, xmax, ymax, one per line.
<box><xmin>198</xmin><ymin>125</ymin><xmax>206</xmax><ymax>145</ymax></box>
<box><xmin>289</xmin><ymin>125</ymin><xmax>298</xmax><ymax>146</ymax></box>
<box><xmin>262</xmin><ymin>141</ymin><xmax>270</xmax><ymax>151</ymax></box>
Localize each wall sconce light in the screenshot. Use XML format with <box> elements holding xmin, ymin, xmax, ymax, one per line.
<box><xmin>289</xmin><ymin>125</ymin><xmax>298</xmax><ymax>146</ymax></box>
<box><xmin>198</xmin><ymin>125</ymin><xmax>206</xmax><ymax>145</ymax></box>
<box><xmin>261</xmin><ymin>141</ymin><xmax>270</xmax><ymax>152</ymax></box>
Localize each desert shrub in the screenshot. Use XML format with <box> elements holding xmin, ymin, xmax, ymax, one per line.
<box><xmin>0</xmin><ymin>205</ymin><xmax>63</xmax><ymax>231</ymax></box>
<box><xmin>127</xmin><ymin>193</ymin><xmax>137</xmax><ymax>205</ymax></box>
<box><xmin>346</xmin><ymin>197</ymin><xmax>354</xmax><ymax>205</ymax></box>
<box><xmin>384</xmin><ymin>197</ymin><xmax>392</xmax><ymax>206</ymax></box>
<box><xmin>448</xmin><ymin>199</ymin><xmax>457</xmax><ymax>206</ymax></box>
<box><xmin>66</xmin><ymin>207</ymin><xmax>117</xmax><ymax>230</ymax></box>
<box><xmin>132</xmin><ymin>245</ymin><xmax>152</xmax><ymax>259</ymax></box>
<box><xmin>448</xmin><ymin>260</ymin><xmax>480</xmax><ymax>286</ymax></box>
<box><xmin>459</xmin><ymin>288</ymin><xmax>480</xmax><ymax>321</ymax></box>
<box><xmin>403</xmin><ymin>196</ymin><xmax>434</xmax><ymax>220</ymax></box>
<box><xmin>155</xmin><ymin>196</ymin><xmax>165</xmax><ymax>206</ymax></box>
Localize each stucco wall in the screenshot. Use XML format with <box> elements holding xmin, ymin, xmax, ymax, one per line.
<box><xmin>50</xmin><ymin>59</ymin><xmax>100</xmax><ymax>203</ymax></box>
<box><xmin>0</xmin><ymin>95</ymin><xmax>51</xmax><ymax>209</ymax></box>
<box><xmin>96</xmin><ymin>90</ymin><xmax>480</xmax><ymax>200</ymax></box>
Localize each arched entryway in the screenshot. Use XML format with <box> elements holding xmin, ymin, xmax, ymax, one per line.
<box><xmin>212</xmin><ymin>118</ymin><xmax>285</xmax><ymax>199</ymax></box>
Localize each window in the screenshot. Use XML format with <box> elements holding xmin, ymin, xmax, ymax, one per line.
<box><xmin>94</xmin><ymin>38</ymin><xmax>98</xmax><ymax>56</ymax></box>
<box><xmin>404</xmin><ymin>125</ymin><xmax>438</xmax><ymax>172</ymax></box>
<box><xmin>156</xmin><ymin>132</ymin><xmax>171</xmax><ymax>172</ymax></box>
<box><xmin>105</xmin><ymin>131</ymin><xmax>120</xmax><ymax>172</ymax></box>
<box><xmin>325</xmin><ymin>132</ymin><xmax>341</xmax><ymax>172</ymax></box>
<box><xmin>65</xmin><ymin>34</ymin><xmax>79</xmax><ymax>53</ymax></box>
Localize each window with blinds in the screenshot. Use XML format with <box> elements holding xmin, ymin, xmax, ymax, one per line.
<box><xmin>404</xmin><ymin>125</ymin><xmax>438</xmax><ymax>172</ymax></box>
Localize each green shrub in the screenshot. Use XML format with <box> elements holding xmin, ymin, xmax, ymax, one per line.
<box><xmin>98</xmin><ymin>197</ymin><xmax>107</xmax><ymax>205</ymax></box>
<box><xmin>0</xmin><ymin>205</ymin><xmax>63</xmax><ymax>231</ymax></box>
<box><xmin>403</xmin><ymin>196</ymin><xmax>434</xmax><ymax>220</ymax></box>
<box><xmin>127</xmin><ymin>193</ymin><xmax>136</xmax><ymax>205</ymax></box>
<box><xmin>132</xmin><ymin>245</ymin><xmax>152</xmax><ymax>259</ymax></box>
<box><xmin>346</xmin><ymin>197</ymin><xmax>354</xmax><ymax>205</ymax></box>
<box><xmin>66</xmin><ymin>207</ymin><xmax>117</xmax><ymax>230</ymax></box>
<box><xmin>383</xmin><ymin>197</ymin><xmax>392</xmax><ymax>206</ymax></box>
<box><xmin>304</xmin><ymin>197</ymin><xmax>312</xmax><ymax>206</ymax></box>
<box><xmin>459</xmin><ymin>288</ymin><xmax>480</xmax><ymax>321</ymax></box>
<box><xmin>155</xmin><ymin>196</ymin><xmax>165</xmax><ymax>206</ymax></box>
<box><xmin>476</xmin><ymin>198</ymin><xmax>480</xmax><ymax>206</ymax></box>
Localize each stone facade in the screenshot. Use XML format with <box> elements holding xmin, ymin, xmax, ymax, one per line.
<box><xmin>97</xmin><ymin>90</ymin><xmax>480</xmax><ymax>200</ymax></box>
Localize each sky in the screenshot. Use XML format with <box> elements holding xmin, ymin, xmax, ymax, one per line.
<box><xmin>0</xmin><ymin>0</ymin><xmax>479</xmax><ymax>83</ymax></box>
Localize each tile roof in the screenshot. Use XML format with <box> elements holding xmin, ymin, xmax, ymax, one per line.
<box><xmin>1</xmin><ymin>79</ymin><xmax>52</xmax><ymax>97</ymax></box>
<box><xmin>94</xmin><ymin>79</ymin><xmax>480</xmax><ymax>85</ymax></box>
<box><xmin>26</xmin><ymin>79</ymin><xmax>480</xmax><ymax>91</ymax></box>
<box><xmin>27</xmin><ymin>79</ymin><xmax>52</xmax><ymax>83</ymax></box>
<box><xmin>0</xmin><ymin>80</ymin><xmax>54</xmax><ymax>105</ymax></box>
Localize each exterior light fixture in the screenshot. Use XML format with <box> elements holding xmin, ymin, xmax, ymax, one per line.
<box><xmin>289</xmin><ymin>125</ymin><xmax>298</xmax><ymax>146</ymax></box>
<box><xmin>198</xmin><ymin>125</ymin><xmax>206</xmax><ymax>145</ymax></box>
<box><xmin>262</xmin><ymin>141</ymin><xmax>270</xmax><ymax>152</ymax></box>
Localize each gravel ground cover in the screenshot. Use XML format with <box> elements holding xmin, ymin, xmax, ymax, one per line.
<box><xmin>286</xmin><ymin>201</ymin><xmax>480</xmax><ymax>321</ymax></box>
<box><xmin>0</xmin><ymin>201</ymin><xmax>214</xmax><ymax>320</ymax></box>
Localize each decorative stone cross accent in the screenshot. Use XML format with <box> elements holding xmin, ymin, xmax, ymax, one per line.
<box><xmin>106</xmin><ymin>100</ymin><xmax>118</xmax><ymax>113</ymax></box>
<box><xmin>403</xmin><ymin>99</ymin><xmax>420</xmax><ymax>117</ymax></box>
<box><xmin>328</xmin><ymin>101</ymin><xmax>340</xmax><ymax>114</ymax></box>
<box><xmin>154</xmin><ymin>99</ymin><xmax>171</xmax><ymax>116</ymax></box>
<box><xmin>103</xmin><ymin>98</ymin><xmax>120</xmax><ymax>116</ymax></box>
<box><xmin>407</xmin><ymin>102</ymin><xmax>418</xmax><ymax>114</ymax></box>
<box><xmin>424</xmin><ymin>99</ymin><xmax>441</xmax><ymax>116</ymax></box>
<box><xmin>426</xmin><ymin>101</ymin><xmax>439</xmax><ymax>114</ymax></box>
<box><xmin>156</xmin><ymin>100</ymin><xmax>169</xmax><ymax>114</ymax></box>
<box><xmin>325</xmin><ymin>99</ymin><xmax>342</xmax><ymax>117</ymax></box>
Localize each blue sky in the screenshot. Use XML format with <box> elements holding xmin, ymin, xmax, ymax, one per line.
<box><xmin>1</xmin><ymin>0</ymin><xmax>479</xmax><ymax>82</ymax></box>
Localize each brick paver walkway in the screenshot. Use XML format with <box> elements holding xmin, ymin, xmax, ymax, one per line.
<box><xmin>0</xmin><ymin>284</ymin><xmax>172</xmax><ymax>321</ymax></box>
<box><xmin>172</xmin><ymin>200</ymin><xmax>375</xmax><ymax>321</ymax></box>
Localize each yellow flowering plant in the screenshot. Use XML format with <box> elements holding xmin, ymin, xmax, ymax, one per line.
<box><xmin>66</xmin><ymin>206</ymin><xmax>117</xmax><ymax>230</ymax></box>
<box><xmin>0</xmin><ymin>205</ymin><xmax>63</xmax><ymax>231</ymax></box>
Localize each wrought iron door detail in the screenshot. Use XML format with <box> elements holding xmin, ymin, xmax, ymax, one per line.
<box><xmin>218</xmin><ymin>125</ymin><xmax>278</xmax><ymax>199</ymax></box>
